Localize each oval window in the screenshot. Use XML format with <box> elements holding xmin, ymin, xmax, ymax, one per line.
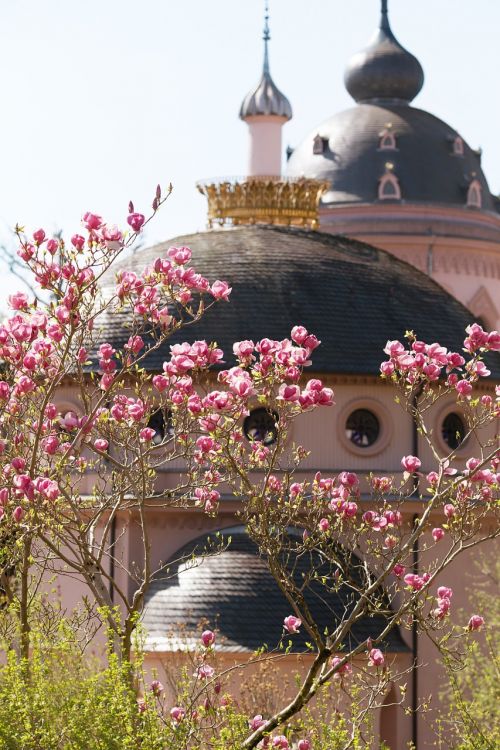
<box><xmin>243</xmin><ymin>408</ymin><xmax>278</xmax><ymax>446</ymax></box>
<box><xmin>442</xmin><ymin>412</ymin><xmax>466</xmax><ymax>450</ymax></box>
<box><xmin>345</xmin><ymin>409</ymin><xmax>380</xmax><ymax>448</ymax></box>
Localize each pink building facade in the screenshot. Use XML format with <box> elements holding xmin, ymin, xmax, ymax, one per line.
<box><xmin>52</xmin><ymin>3</ymin><xmax>499</xmax><ymax>748</ymax></box>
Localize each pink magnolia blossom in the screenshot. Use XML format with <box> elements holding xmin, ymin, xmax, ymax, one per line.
<box><xmin>43</xmin><ymin>436</ymin><xmax>60</xmax><ymax>455</ymax></box>
<box><xmin>456</xmin><ymin>379</ymin><xmax>473</xmax><ymax>397</ymax></box>
<box><xmin>368</xmin><ymin>648</ymin><xmax>385</xmax><ymax>667</ymax></box>
<box><xmin>278</xmin><ymin>384</ymin><xmax>300</xmax><ymax>402</ymax></box>
<box><xmin>127</xmin><ymin>212</ymin><xmax>145</xmax><ymax>232</ymax></box>
<box><xmin>464</xmin><ymin>323</ymin><xmax>488</xmax><ymax>352</ymax></box>
<box><xmin>233</xmin><ymin>339</ymin><xmax>255</xmax><ymax>361</ymax></box>
<box><xmin>272</xmin><ymin>737</ymin><xmax>289</xmax><ymax>749</ymax></box>
<box><xmin>487</xmin><ymin>330</ymin><xmax>500</xmax><ymax>350</ymax></box>
<box><xmin>46</xmin><ymin>238</ymin><xmax>59</xmax><ymax>255</ymax></box>
<box><xmin>167</xmin><ymin>245</ymin><xmax>192</xmax><ymax>265</ymax></box>
<box><xmin>195</xmin><ymin>664</ymin><xmax>215</xmax><ymax>680</ymax></box>
<box><xmin>404</xmin><ymin>573</ymin><xmax>425</xmax><ymax>591</ymax></box>
<box><xmin>201</xmin><ymin>629</ymin><xmax>215</xmax><ymax>647</ymax></box>
<box><xmin>152</xmin><ymin>374</ymin><xmax>169</xmax><ymax>392</ymax></box>
<box><xmin>71</xmin><ymin>234</ymin><xmax>85</xmax><ymax>250</ymax></box>
<box><xmin>291</xmin><ymin>325</ymin><xmax>308</xmax><ymax>345</ymax></box>
<box><xmin>401</xmin><ymin>455</ymin><xmax>421</xmax><ymax>473</ymax></box>
<box><xmin>468</xmin><ymin>615</ymin><xmax>485</xmax><ymax>631</ymax></box>
<box><xmin>94</xmin><ymin>439</ymin><xmax>109</xmax><ymax>452</ymax></box>
<box><xmin>82</xmin><ymin>212</ymin><xmax>103</xmax><ymax>230</ymax></box>
<box><xmin>9</xmin><ymin>292</ymin><xmax>29</xmax><ymax>311</ymax></box>
<box><xmin>318</xmin><ymin>518</ymin><xmax>330</xmax><ymax>532</ymax></box>
<box><xmin>150</xmin><ymin>679</ymin><xmax>164</xmax><ymax>696</ymax></box>
<box><xmin>283</xmin><ymin>615</ymin><xmax>301</xmax><ymax>634</ymax></box>
<box><xmin>432</xmin><ymin>528</ymin><xmax>445</xmax><ymax>542</ymax></box>
<box><xmin>444</xmin><ymin>503</ymin><xmax>456</xmax><ymax>519</ymax></box>
<box><xmin>437</xmin><ymin>586</ymin><xmax>453</xmax><ymax>600</ymax></box>
<box><xmin>298</xmin><ymin>740</ymin><xmax>311</xmax><ymax>750</ymax></box>
<box><xmin>13</xmin><ymin>506</ymin><xmax>24</xmax><ymax>523</ymax></box>
<box><xmin>330</xmin><ymin>656</ymin><xmax>352</xmax><ymax>679</ymax></box>
<box><xmin>393</xmin><ymin>563</ymin><xmax>406</xmax><ymax>578</ymax></box>
<box><xmin>170</xmin><ymin>706</ymin><xmax>186</xmax><ymax>723</ymax></box>
<box><xmin>33</xmin><ymin>228</ymin><xmax>46</xmax><ymax>244</ymax></box>
<box><xmin>249</xmin><ymin>715</ymin><xmax>266</xmax><ymax>731</ymax></box>
<box><xmin>210</xmin><ymin>280</ymin><xmax>231</xmax><ymax>301</ymax></box>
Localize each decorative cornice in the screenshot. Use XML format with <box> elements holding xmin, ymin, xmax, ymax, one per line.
<box><xmin>197</xmin><ymin>177</ymin><xmax>329</xmax><ymax>230</ymax></box>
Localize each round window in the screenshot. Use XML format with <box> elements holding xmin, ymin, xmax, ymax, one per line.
<box><xmin>345</xmin><ymin>409</ymin><xmax>380</xmax><ymax>448</ymax></box>
<box><xmin>243</xmin><ymin>408</ymin><xmax>278</xmax><ymax>446</ymax></box>
<box><xmin>442</xmin><ymin>412</ymin><xmax>466</xmax><ymax>450</ymax></box>
<box><xmin>147</xmin><ymin>409</ymin><xmax>173</xmax><ymax>445</ymax></box>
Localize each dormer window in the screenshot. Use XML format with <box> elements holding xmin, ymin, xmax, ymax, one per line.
<box><xmin>378</xmin><ymin>164</ymin><xmax>401</xmax><ymax>201</ymax></box>
<box><xmin>378</xmin><ymin>128</ymin><xmax>397</xmax><ymax>151</ymax></box>
<box><xmin>466</xmin><ymin>178</ymin><xmax>482</xmax><ymax>209</ymax></box>
<box><xmin>313</xmin><ymin>134</ymin><xmax>327</xmax><ymax>155</ymax></box>
<box><xmin>452</xmin><ymin>136</ymin><xmax>464</xmax><ymax>156</ymax></box>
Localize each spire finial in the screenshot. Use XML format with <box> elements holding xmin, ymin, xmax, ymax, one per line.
<box><xmin>263</xmin><ymin>1</ymin><xmax>270</xmax><ymax>74</ymax></box>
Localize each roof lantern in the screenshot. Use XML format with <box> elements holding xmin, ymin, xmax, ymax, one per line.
<box><xmin>344</xmin><ymin>0</ymin><xmax>424</xmax><ymax>104</ymax></box>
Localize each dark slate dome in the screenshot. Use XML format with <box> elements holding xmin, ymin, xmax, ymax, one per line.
<box><xmin>344</xmin><ymin>1</ymin><xmax>423</xmax><ymax>104</ymax></box>
<box><xmin>142</xmin><ymin>529</ymin><xmax>408</xmax><ymax>653</ymax></box>
<box><xmin>286</xmin><ymin>1</ymin><xmax>495</xmax><ymax>212</ymax></box>
<box><xmin>98</xmin><ymin>226</ymin><xmax>500</xmax><ymax>378</ymax></box>
<box><xmin>286</xmin><ymin>104</ymin><xmax>493</xmax><ymax>210</ymax></box>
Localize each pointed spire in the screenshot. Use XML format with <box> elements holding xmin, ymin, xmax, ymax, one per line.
<box><xmin>344</xmin><ymin>0</ymin><xmax>424</xmax><ymax>104</ymax></box>
<box><xmin>380</xmin><ymin>0</ymin><xmax>389</xmax><ymax>30</ymax></box>
<box><xmin>239</xmin><ymin>1</ymin><xmax>292</xmax><ymax>121</ymax></box>
<box><xmin>263</xmin><ymin>1</ymin><xmax>270</xmax><ymax>75</ymax></box>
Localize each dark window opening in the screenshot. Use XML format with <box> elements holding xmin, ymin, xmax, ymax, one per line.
<box><xmin>243</xmin><ymin>408</ymin><xmax>278</xmax><ymax>446</ymax></box>
<box><xmin>442</xmin><ymin>412</ymin><xmax>466</xmax><ymax>450</ymax></box>
<box><xmin>345</xmin><ymin>409</ymin><xmax>380</xmax><ymax>448</ymax></box>
<box><xmin>148</xmin><ymin>409</ymin><xmax>173</xmax><ymax>445</ymax></box>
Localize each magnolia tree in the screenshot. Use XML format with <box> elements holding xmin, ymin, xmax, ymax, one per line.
<box><xmin>0</xmin><ymin>189</ymin><xmax>499</xmax><ymax>749</ymax></box>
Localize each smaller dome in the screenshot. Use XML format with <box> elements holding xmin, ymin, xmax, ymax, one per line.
<box><xmin>239</xmin><ymin>70</ymin><xmax>292</xmax><ymax>120</ymax></box>
<box><xmin>142</xmin><ymin>529</ymin><xmax>409</xmax><ymax>653</ymax></box>
<box><xmin>344</xmin><ymin>1</ymin><xmax>424</xmax><ymax>104</ymax></box>
<box><xmin>239</xmin><ymin>21</ymin><xmax>292</xmax><ymax>120</ymax></box>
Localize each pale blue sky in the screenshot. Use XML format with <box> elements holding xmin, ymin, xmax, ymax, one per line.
<box><xmin>1</xmin><ymin>0</ymin><xmax>499</xmax><ymax>296</ymax></box>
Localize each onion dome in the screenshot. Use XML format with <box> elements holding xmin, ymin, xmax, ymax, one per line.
<box><xmin>239</xmin><ymin>8</ymin><xmax>292</xmax><ymax>120</ymax></box>
<box><xmin>142</xmin><ymin>528</ymin><xmax>409</xmax><ymax>652</ymax></box>
<box><xmin>286</xmin><ymin>1</ymin><xmax>496</xmax><ymax>213</ymax></box>
<box><xmin>98</xmin><ymin>226</ymin><xmax>500</xmax><ymax>377</ymax></box>
<box><xmin>344</xmin><ymin>0</ymin><xmax>424</xmax><ymax>104</ymax></box>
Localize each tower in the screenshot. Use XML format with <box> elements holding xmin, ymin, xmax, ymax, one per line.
<box><xmin>239</xmin><ymin>3</ymin><xmax>292</xmax><ymax>176</ymax></box>
<box><xmin>286</xmin><ymin>0</ymin><xmax>500</xmax><ymax>328</ymax></box>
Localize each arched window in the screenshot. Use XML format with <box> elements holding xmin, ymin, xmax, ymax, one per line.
<box><xmin>466</xmin><ymin>178</ymin><xmax>482</xmax><ymax>209</ymax></box>
<box><xmin>378</xmin><ymin>128</ymin><xmax>397</xmax><ymax>151</ymax></box>
<box><xmin>378</xmin><ymin>167</ymin><xmax>401</xmax><ymax>201</ymax></box>
<box><xmin>452</xmin><ymin>135</ymin><xmax>464</xmax><ymax>156</ymax></box>
<box><xmin>441</xmin><ymin>412</ymin><xmax>466</xmax><ymax>450</ymax></box>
